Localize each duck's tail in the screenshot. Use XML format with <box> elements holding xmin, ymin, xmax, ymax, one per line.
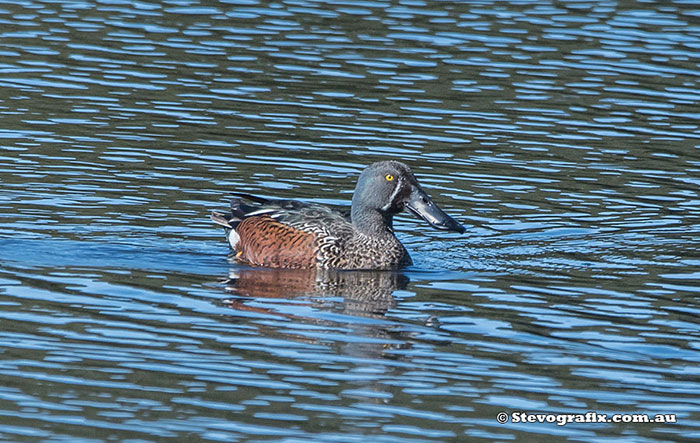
<box><xmin>211</xmin><ymin>193</ymin><xmax>275</xmax><ymax>231</ymax></box>
<box><xmin>210</xmin><ymin>211</ymin><xmax>235</xmax><ymax>229</ymax></box>
<box><xmin>210</xmin><ymin>210</ymin><xmax>241</xmax><ymax>250</ymax></box>
<box><xmin>211</xmin><ymin>194</ymin><xmax>276</xmax><ymax>251</ymax></box>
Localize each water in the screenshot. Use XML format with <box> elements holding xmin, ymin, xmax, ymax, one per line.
<box><xmin>1</xmin><ymin>0</ymin><xmax>700</xmax><ymax>441</ymax></box>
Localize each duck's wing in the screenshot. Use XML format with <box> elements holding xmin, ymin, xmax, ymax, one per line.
<box><xmin>210</xmin><ymin>194</ymin><xmax>352</xmax><ymax>269</ymax></box>
<box><xmin>225</xmin><ymin>193</ymin><xmax>350</xmax><ymax>228</ymax></box>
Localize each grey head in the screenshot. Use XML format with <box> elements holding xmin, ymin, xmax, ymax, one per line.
<box><xmin>350</xmin><ymin>160</ymin><xmax>465</xmax><ymax>236</ymax></box>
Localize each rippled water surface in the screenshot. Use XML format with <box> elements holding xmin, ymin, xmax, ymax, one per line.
<box><xmin>1</xmin><ymin>0</ymin><xmax>700</xmax><ymax>441</ymax></box>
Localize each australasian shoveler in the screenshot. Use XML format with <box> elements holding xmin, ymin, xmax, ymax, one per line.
<box><xmin>211</xmin><ymin>160</ymin><xmax>465</xmax><ymax>270</ymax></box>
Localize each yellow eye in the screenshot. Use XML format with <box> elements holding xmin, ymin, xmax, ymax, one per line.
<box><xmin>385</xmin><ymin>174</ymin><xmax>394</xmax><ymax>181</ymax></box>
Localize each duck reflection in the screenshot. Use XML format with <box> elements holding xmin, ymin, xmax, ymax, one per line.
<box><xmin>221</xmin><ymin>267</ymin><xmax>409</xmax><ymax>318</ymax></box>
<box><xmin>220</xmin><ymin>267</ymin><xmax>413</xmax><ymax>365</ymax></box>
<box><xmin>219</xmin><ymin>267</ymin><xmax>415</xmax><ymax>402</ymax></box>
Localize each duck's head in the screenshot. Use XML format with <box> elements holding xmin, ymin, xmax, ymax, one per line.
<box><xmin>351</xmin><ymin>161</ymin><xmax>465</xmax><ymax>234</ymax></box>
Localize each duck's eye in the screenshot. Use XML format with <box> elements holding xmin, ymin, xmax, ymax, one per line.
<box><xmin>385</xmin><ymin>174</ymin><xmax>394</xmax><ymax>181</ymax></box>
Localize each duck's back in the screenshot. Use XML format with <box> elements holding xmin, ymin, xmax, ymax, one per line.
<box><xmin>241</xmin><ymin>202</ymin><xmax>352</xmax><ymax>269</ymax></box>
<box><xmin>213</xmin><ymin>196</ymin><xmax>410</xmax><ymax>270</ymax></box>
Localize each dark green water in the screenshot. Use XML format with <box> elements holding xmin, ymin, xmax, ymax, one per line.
<box><xmin>1</xmin><ymin>1</ymin><xmax>699</xmax><ymax>441</ymax></box>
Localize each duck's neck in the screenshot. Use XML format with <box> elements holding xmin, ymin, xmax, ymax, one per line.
<box><xmin>351</xmin><ymin>206</ymin><xmax>395</xmax><ymax>238</ymax></box>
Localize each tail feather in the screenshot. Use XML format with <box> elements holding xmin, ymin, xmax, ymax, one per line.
<box><xmin>212</xmin><ymin>194</ymin><xmax>275</xmax><ymax>230</ymax></box>
<box><xmin>210</xmin><ymin>211</ymin><xmax>236</xmax><ymax>229</ymax></box>
<box><xmin>213</xmin><ymin>194</ymin><xmax>279</xmax><ymax>252</ymax></box>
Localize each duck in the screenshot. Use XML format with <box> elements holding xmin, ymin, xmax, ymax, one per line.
<box><xmin>210</xmin><ymin>160</ymin><xmax>465</xmax><ymax>270</ymax></box>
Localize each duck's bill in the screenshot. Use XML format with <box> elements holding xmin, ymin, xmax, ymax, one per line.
<box><xmin>406</xmin><ymin>188</ymin><xmax>466</xmax><ymax>233</ymax></box>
